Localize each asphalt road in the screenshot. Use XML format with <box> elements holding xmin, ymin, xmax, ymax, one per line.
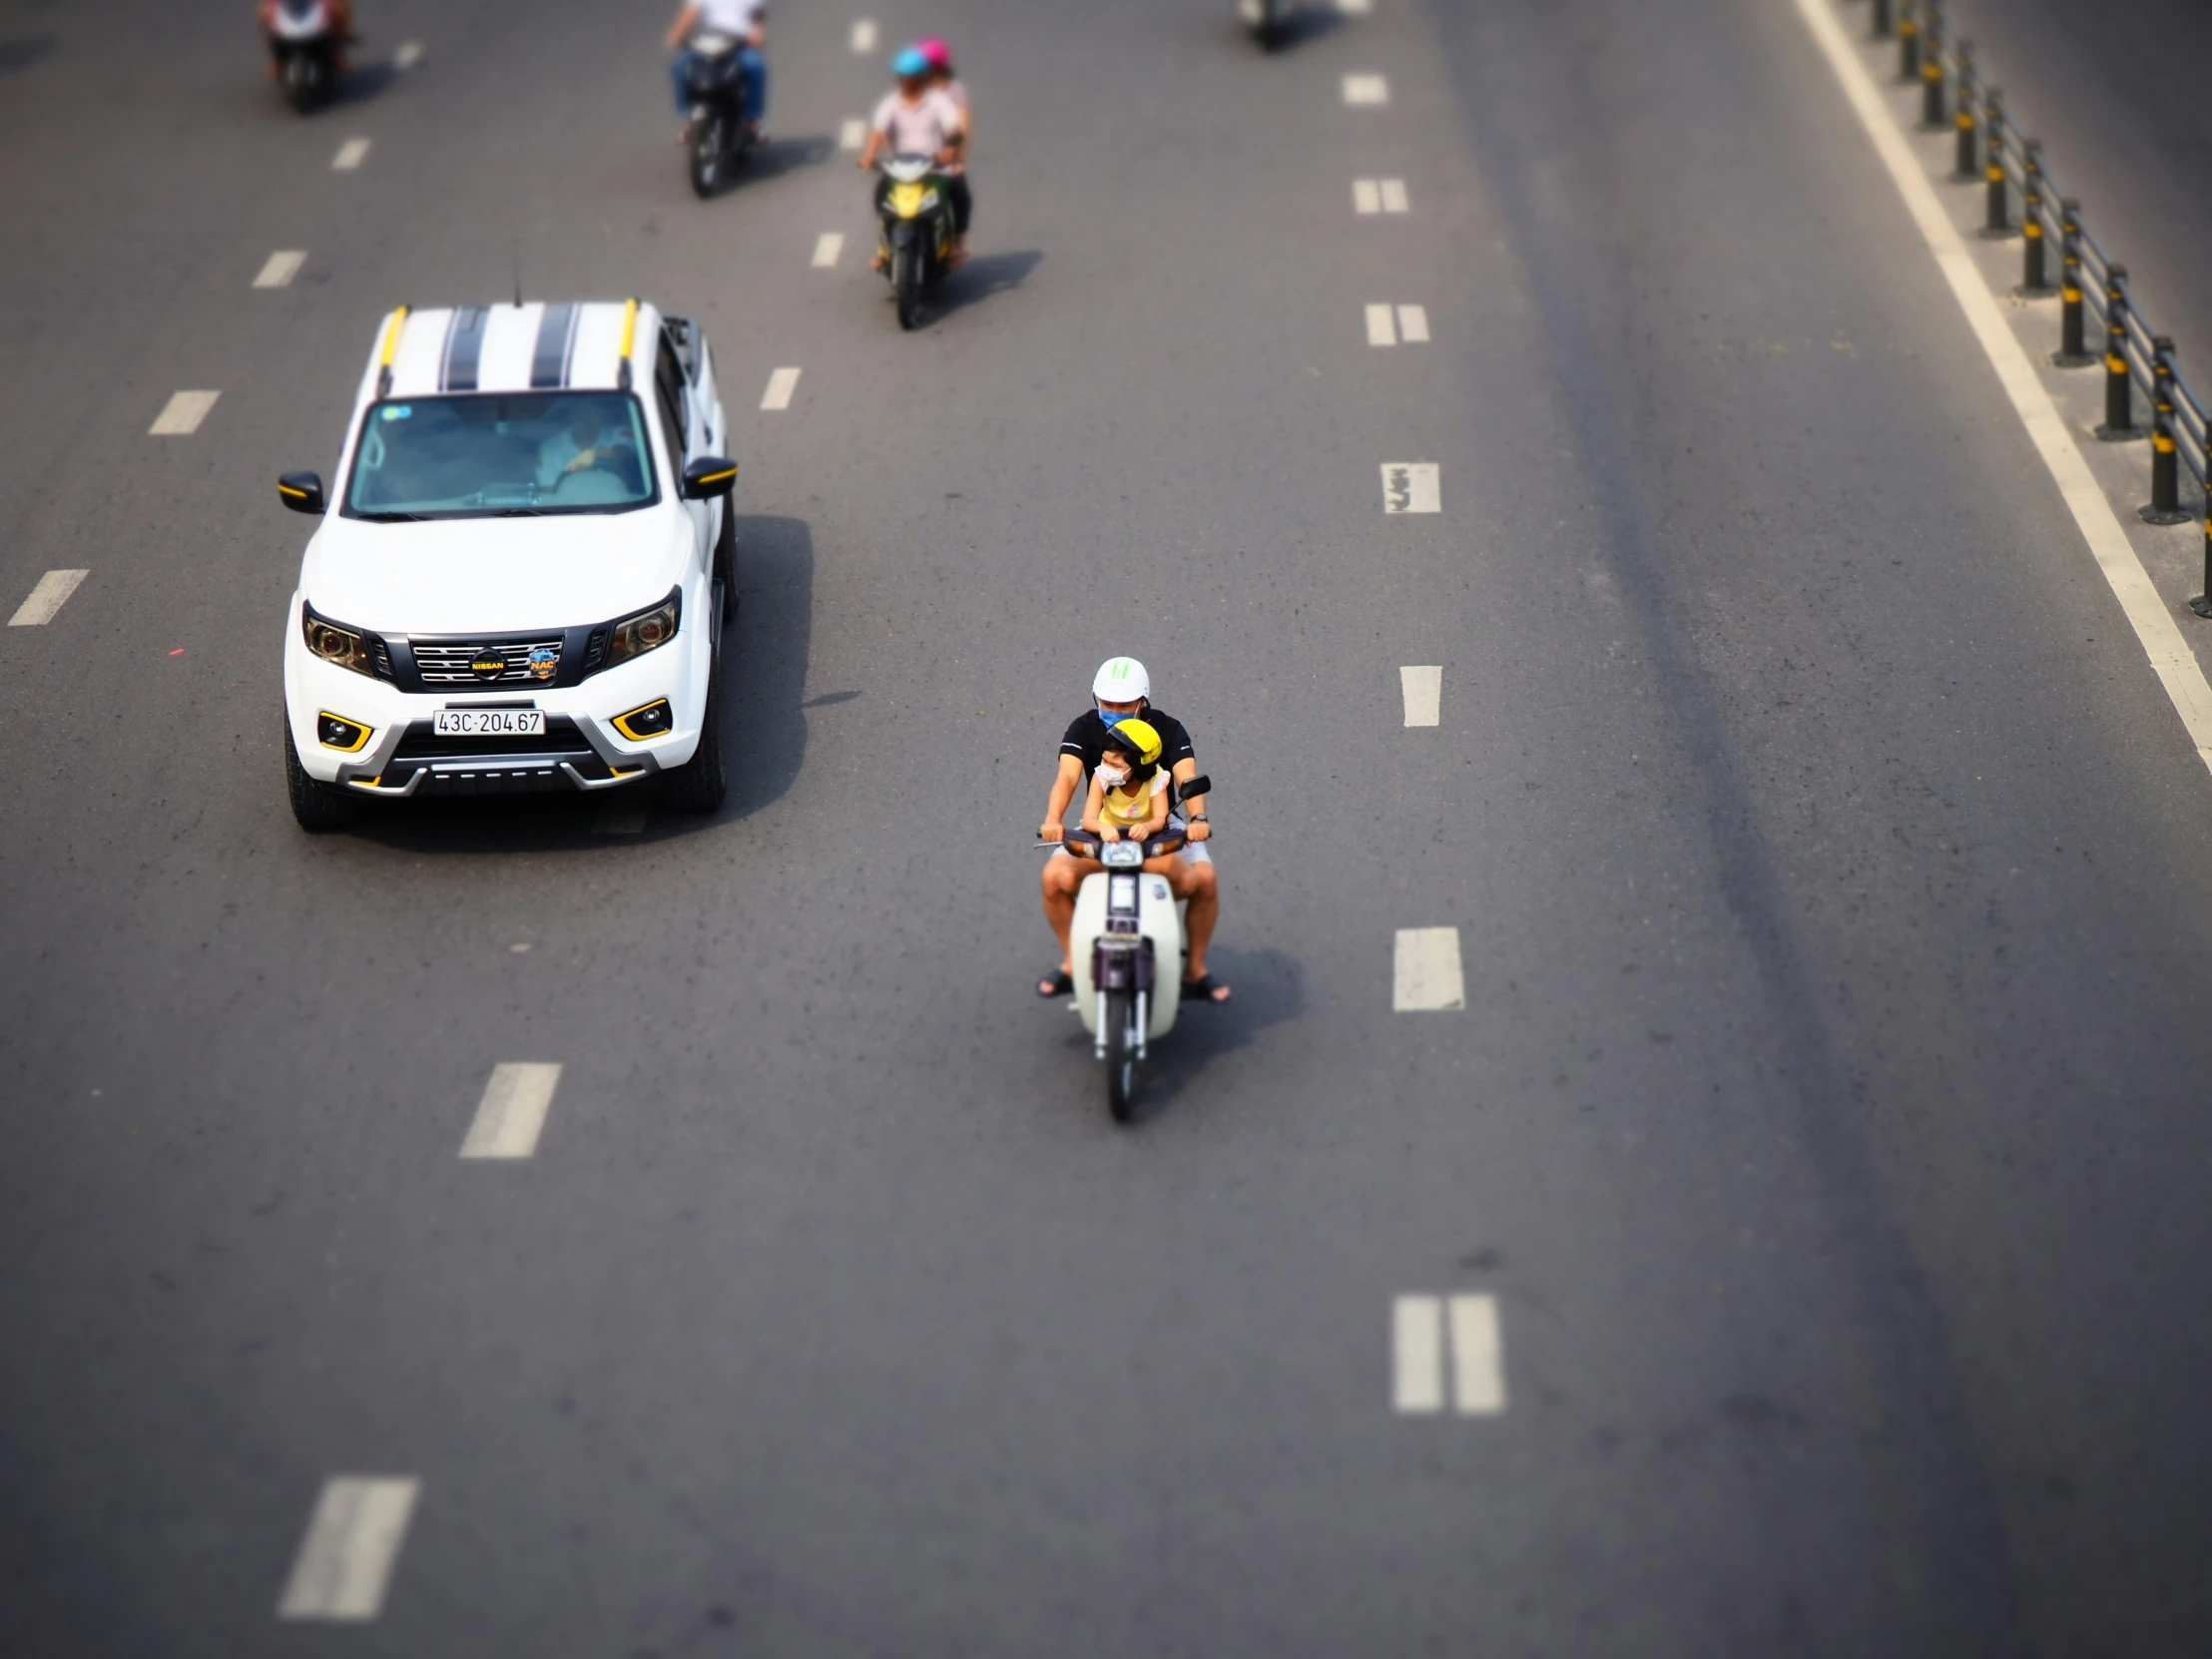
<box><xmin>5</xmin><ymin>0</ymin><xmax>2212</xmax><ymax>1654</ymax></box>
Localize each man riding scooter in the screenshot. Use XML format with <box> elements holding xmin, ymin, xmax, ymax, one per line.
<box><xmin>1038</xmin><ymin>657</ymin><xmax>1226</xmax><ymax>1003</ymax></box>
<box><xmin>665</xmin><ymin>0</ymin><xmax>767</xmax><ymax>148</ymax></box>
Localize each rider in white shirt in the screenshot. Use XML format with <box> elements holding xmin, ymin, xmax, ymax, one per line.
<box><xmin>665</xmin><ymin>0</ymin><xmax>767</xmax><ymax>147</ymax></box>
<box><xmin>856</xmin><ymin>47</ymin><xmax>967</xmax><ymax>268</ymax></box>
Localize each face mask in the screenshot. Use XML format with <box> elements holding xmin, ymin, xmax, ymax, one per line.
<box><xmin>1098</xmin><ymin>710</ymin><xmax>1130</xmax><ymax>729</ymax></box>
<box><xmin>1097</xmin><ymin>764</ymin><xmax>1129</xmax><ymax>788</ymax></box>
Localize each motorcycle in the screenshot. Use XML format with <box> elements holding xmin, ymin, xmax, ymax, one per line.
<box><xmin>685</xmin><ymin>32</ymin><xmax>757</xmax><ymax>197</ymax></box>
<box><xmin>1237</xmin><ymin>0</ymin><xmax>1297</xmax><ymax>51</ymax></box>
<box><xmin>266</xmin><ymin>0</ymin><xmax>340</xmax><ymax>111</ymax></box>
<box><xmin>875</xmin><ymin>155</ymin><xmax>953</xmax><ymax>331</ymax></box>
<box><xmin>1054</xmin><ymin>775</ymin><xmax>1213</xmax><ymax>1123</ymax></box>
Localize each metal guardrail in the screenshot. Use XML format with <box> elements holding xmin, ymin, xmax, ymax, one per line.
<box><xmin>1861</xmin><ymin>0</ymin><xmax>2212</xmax><ymax>617</ymax></box>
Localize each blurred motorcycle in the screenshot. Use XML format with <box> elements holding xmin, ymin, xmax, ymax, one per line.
<box><xmin>874</xmin><ymin>155</ymin><xmax>952</xmax><ymax>330</ymax></box>
<box><xmin>264</xmin><ymin>0</ymin><xmax>343</xmax><ymax>111</ymax></box>
<box><xmin>684</xmin><ymin>31</ymin><xmax>757</xmax><ymax>197</ymax></box>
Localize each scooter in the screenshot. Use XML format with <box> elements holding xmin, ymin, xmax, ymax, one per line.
<box><xmin>1237</xmin><ymin>0</ymin><xmax>1297</xmax><ymax>51</ymax></box>
<box><xmin>875</xmin><ymin>154</ymin><xmax>953</xmax><ymax>331</ymax></box>
<box><xmin>685</xmin><ymin>32</ymin><xmax>758</xmax><ymax>197</ymax></box>
<box><xmin>266</xmin><ymin>0</ymin><xmax>341</xmax><ymax>111</ymax></box>
<box><xmin>1055</xmin><ymin>775</ymin><xmax>1212</xmax><ymax>1124</ymax></box>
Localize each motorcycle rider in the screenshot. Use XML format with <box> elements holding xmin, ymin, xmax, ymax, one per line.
<box><xmin>916</xmin><ymin>38</ymin><xmax>972</xmax><ymax>266</ymax></box>
<box><xmin>1038</xmin><ymin>657</ymin><xmax>1226</xmax><ymax>1003</ymax></box>
<box><xmin>260</xmin><ymin>0</ymin><xmax>355</xmax><ymax>78</ymax></box>
<box><xmin>1083</xmin><ymin>720</ymin><xmax>1172</xmax><ymax>845</ymax></box>
<box><xmin>665</xmin><ymin>0</ymin><xmax>768</xmax><ymax>148</ymax></box>
<box><xmin>856</xmin><ymin>46</ymin><xmax>968</xmax><ymax>271</ymax></box>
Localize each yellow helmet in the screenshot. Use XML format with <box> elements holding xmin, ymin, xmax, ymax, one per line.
<box><xmin>1103</xmin><ymin>717</ymin><xmax>1162</xmax><ymax>769</ymax></box>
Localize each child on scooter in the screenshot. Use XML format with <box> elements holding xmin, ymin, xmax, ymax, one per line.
<box><xmin>1081</xmin><ymin>719</ymin><xmax>1171</xmax><ymax>844</ymax></box>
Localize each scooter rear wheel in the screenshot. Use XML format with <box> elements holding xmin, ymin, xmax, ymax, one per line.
<box><xmin>1103</xmin><ymin>988</ymin><xmax>1138</xmax><ymax>1124</ymax></box>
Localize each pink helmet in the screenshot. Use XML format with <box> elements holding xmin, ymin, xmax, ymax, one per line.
<box><xmin>917</xmin><ymin>37</ymin><xmax>953</xmax><ymax>71</ymax></box>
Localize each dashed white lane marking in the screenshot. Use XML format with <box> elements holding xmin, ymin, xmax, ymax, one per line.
<box><xmin>1393</xmin><ymin>925</ymin><xmax>1464</xmax><ymax>1009</ymax></box>
<box><xmin>839</xmin><ymin>118</ymin><xmax>866</xmax><ymax>151</ymax></box>
<box><xmin>1449</xmin><ymin>1296</ymin><xmax>1507</xmax><ymax>1412</ymax></box>
<box><xmin>1396</xmin><ymin>303</ymin><xmax>1429</xmax><ymax>342</ymax></box>
<box><xmin>459</xmin><ymin>1062</ymin><xmax>561</xmax><ymax>1160</ymax></box>
<box><xmin>276</xmin><ymin>1476</ymin><xmax>419</xmax><ymax>1621</ymax></box>
<box><xmin>1392</xmin><ymin>1297</ymin><xmax>1444</xmax><ymax>1412</ymax></box>
<box><xmin>1353</xmin><ymin>180</ymin><xmax>1381</xmax><ymax>216</ymax></box>
<box><xmin>1366</xmin><ymin>302</ymin><xmax>1397</xmax><ymax>346</ymax></box>
<box><xmin>1393</xmin><ymin>1296</ymin><xmax>1506</xmax><ymax>1414</ymax></box>
<box><xmin>254</xmin><ymin>250</ymin><xmax>306</xmax><ymax>288</ymax></box>
<box><xmin>1399</xmin><ymin>665</ymin><xmax>1441</xmax><ymax>727</ymax></box>
<box><xmin>8</xmin><ymin>569</ymin><xmax>89</xmax><ymax>627</ymax></box>
<box><xmin>1791</xmin><ymin>0</ymin><xmax>2212</xmax><ymax>774</ymax></box>
<box><xmin>1380</xmin><ymin>179</ymin><xmax>1408</xmax><ymax>214</ymax></box>
<box><xmin>1382</xmin><ymin>461</ymin><xmax>1440</xmax><ymax>514</ymax></box>
<box><xmin>394</xmin><ymin>40</ymin><xmax>424</xmax><ymax>70</ymax></box>
<box><xmin>1338</xmin><ymin>0</ymin><xmax>1374</xmax><ymax>12</ymax></box>
<box><xmin>592</xmin><ymin>800</ymin><xmax>648</xmax><ymax>834</ymax></box>
<box><xmin>850</xmin><ymin>19</ymin><xmax>877</xmax><ymax>53</ymax></box>
<box><xmin>1343</xmin><ymin>73</ymin><xmax>1390</xmax><ymax>105</ymax></box>
<box><xmin>760</xmin><ymin>367</ymin><xmax>803</xmax><ymax>411</ymax></box>
<box><xmin>150</xmin><ymin>390</ymin><xmax>220</xmax><ymax>435</ymax></box>
<box><xmin>811</xmin><ymin>232</ymin><xmax>845</xmax><ymax>269</ymax></box>
<box><xmin>330</xmin><ymin>137</ymin><xmax>370</xmax><ymax>171</ymax></box>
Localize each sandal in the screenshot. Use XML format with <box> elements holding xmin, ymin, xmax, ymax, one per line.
<box><xmin>1036</xmin><ymin>968</ymin><xmax>1074</xmax><ymax>998</ymax></box>
<box><xmin>1181</xmin><ymin>973</ymin><xmax>1230</xmax><ymax>1005</ymax></box>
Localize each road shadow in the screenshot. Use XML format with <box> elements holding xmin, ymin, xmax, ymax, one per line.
<box><xmin>0</xmin><ymin>36</ymin><xmax>55</xmax><ymax>75</ymax></box>
<box><xmin>930</xmin><ymin>250</ymin><xmax>1043</xmax><ymax>321</ymax></box>
<box><xmin>1055</xmin><ymin>943</ymin><xmax>1305</xmax><ymax>1127</ymax></box>
<box><xmin>338</xmin><ymin>57</ymin><xmax>401</xmax><ymax>106</ymax></box>
<box><xmin>739</xmin><ymin>133</ymin><xmax>835</xmax><ymax>183</ymax></box>
<box><xmin>1244</xmin><ymin>5</ymin><xmax>1350</xmax><ymax>52</ymax></box>
<box><xmin>327</xmin><ymin>513</ymin><xmax>813</xmax><ymax>851</ymax></box>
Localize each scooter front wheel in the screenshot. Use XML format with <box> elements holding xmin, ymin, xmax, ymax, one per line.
<box><xmin>892</xmin><ymin>248</ymin><xmax>920</xmax><ymax>330</ymax></box>
<box><xmin>1103</xmin><ymin>988</ymin><xmax>1138</xmax><ymax>1124</ymax></box>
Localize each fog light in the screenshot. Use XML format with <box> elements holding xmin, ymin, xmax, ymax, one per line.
<box><xmin>612</xmin><ymin>699</ymin><xmax>674</xmax><ymax>741</ymax></box>
<box><xmin>317</xmin><ymin>712</ymin><xmax>372</xmax><ymax>752</ymax></box>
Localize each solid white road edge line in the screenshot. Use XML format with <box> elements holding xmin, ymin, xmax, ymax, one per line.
<box><xmin>761</xmin><ymin>367</ymin><xmax>803</xmax><ymax>411</ymax></box>
<box><xmin>276</xmin><ymin>1476</ymin><xmax>419</xmax><ymax>1621</ymax></box>
<box><xmin>459</xmin><ymin>1062</ymin><xmax>561</xmax><ymax>1159</ymax></box>
<box><xmin>812</xmin><ymin>232</ymin><xmax>845</xmax><ymax>268</ymax></box>
<box><xmin>1396</xmin><ymin>303</ymin><xmax>1430</xmax><ymax>342</ymax></box>
<box><xmin>150</xmin><ymin>391</ymin><xmax>220</xmax><ymax>435</ymax></box>
<box><xmin>331</xmin><ymin>138</ymin><xmax>370</xmax><ymax>171</ymax></box>
<box><xmin>8</xmin><ymin>569</ymin><xmax>89</xmax><ymax>627</ymax></box>
<box><xmin>1792</xmin><ymin>0</ymin><xmax>2212</xmax><ymax>773</ymax></box>
<box><xmin>1448</xmin><ymin>1294</ymin><xmax>1507</xmax><ymax>1414</ymax></box>
<box><xmin>1393</xmin><ymin>926</ymin><xmax>1464</xmax><ymax>1010</ymax></box>
<box><xmin>1366</xmin><ymin>302</ymin><xmax>1397</xmax><ymax>346</ymax></box>
<box><xmin>254</xmin><ymin>251</ymin><xmax>306</xmax><ymax>288</ymax></box>
<box><xmin>1400</xmin><ymin>665</ymin><xmax>1442</xmax><ymax>726</ymax></box>
<box><xmin>1392</xmin><ymin>1296</ymin><xmax>1444</xmax><ymax>1412</ymax></box>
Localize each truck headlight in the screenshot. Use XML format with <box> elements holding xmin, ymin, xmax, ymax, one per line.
<box><xmin>301</xmin><ymin>603</ymin><xmax>377</xmax><ymax>678</ymax></box>
<box><xmin>606</xmin><ymin>589</ymin><xmax>681</xmax><ymax>668</ymax></box>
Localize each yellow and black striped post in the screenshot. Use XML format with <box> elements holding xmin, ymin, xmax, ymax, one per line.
<box><xmin>2143</xmin><ymin>339</ymin><xmax>2191</xmax><ymax>523</ymax></box>
<box><xmin>1950</xmin><ymin>42</ymin><xmax>1978</xmax><ymax>178</ymax></box>
<box><xmin>1920</xmin><ymin>4</ymin><xmax>1947</xmax><ymax>128</ymax></box>
<box><xmin>1873</xmin><ymin>0</ymin><xmax>1893</xmax><ymax>41</ymax></box>
<box><xmin>1979</xmin><ymin>90</ymin><xmax>2011</xmax><ymax>238</ymax></box>
<box><xmin>2017</xmin><ymin>142</ymin><xmax>2053</xmax><ymax>295</ymax></box>
<box><xmin>2054</xmin><ymin>200</ymin><xmax>2094</xmax><ymax>365</ymax></box>
<box><xmin>2097</xmin><ymin>268</ymin><xmax>2144</xmax><ymax>442</ymax></box>
<box><xmin>2193</xmin><ymin>479</ymin><xmax>2212</xmax><ymax>616</ymax></box>
<box><xmin>1899</xmin><ymin>1</ymin><xmax>1921</xmax><ymax>83</ymax></box>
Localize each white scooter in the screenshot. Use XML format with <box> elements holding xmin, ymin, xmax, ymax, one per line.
<box><xmin>1237</xmin><ymin>0</ymin><xmax>1296</xmax><ymax>50</ymax></box>
<box><xmin>1054</xmin><ymin>774</ymin><xmax>1211</xmax><ymax>1123</ymax></box>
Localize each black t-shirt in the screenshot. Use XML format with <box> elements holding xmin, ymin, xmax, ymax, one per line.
<box><xmin>1059</xmin><ymin>708</ymin><xmax>1195</xmax><ymax>780</ymax></box>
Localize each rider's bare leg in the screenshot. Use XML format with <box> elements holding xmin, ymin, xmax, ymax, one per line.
<box><xmin>1144</xmin><ymin>856</ymin><xmax>1222</xmax><ymax>990</ymax></box>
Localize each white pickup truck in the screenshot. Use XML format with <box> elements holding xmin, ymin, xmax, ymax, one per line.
<box><xmin>276</xmin><ymin>297</ymin><xmax>736</xmax><ymax>828</ymax></box>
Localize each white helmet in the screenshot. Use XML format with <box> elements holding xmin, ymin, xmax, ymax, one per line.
<box><xmin>1092</xmin><ymin>656</ymin><xmax>1151</xmax><ymax>702</ymax></box>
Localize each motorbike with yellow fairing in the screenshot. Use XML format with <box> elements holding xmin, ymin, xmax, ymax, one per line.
<box><xmin>874</xmin><ymin>154</ymin><xmax>953</xmax><ymax>330</ymax></box>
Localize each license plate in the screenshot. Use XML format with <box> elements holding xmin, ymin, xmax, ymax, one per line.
<box><xmin>433</xmin><ymin>709</ymin><xmax>546</xmax><ymax>737</ymax></box>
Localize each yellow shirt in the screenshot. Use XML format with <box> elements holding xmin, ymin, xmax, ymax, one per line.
<box><xmin>1100</xmin><ymin>771</ymin><xmax>1167</xmax><ymax>831</ymax></box>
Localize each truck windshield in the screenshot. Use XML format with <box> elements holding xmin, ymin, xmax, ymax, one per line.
<box><xmin>343</xmin><ymin>392</ymin><xmax>658</xmax><ymax>518</ymax></box>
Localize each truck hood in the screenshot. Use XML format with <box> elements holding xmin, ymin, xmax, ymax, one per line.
<box><xmin>297</xmin><ymin>509</ymin><xmax>693</xmax><ymax>635</ymax></box>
